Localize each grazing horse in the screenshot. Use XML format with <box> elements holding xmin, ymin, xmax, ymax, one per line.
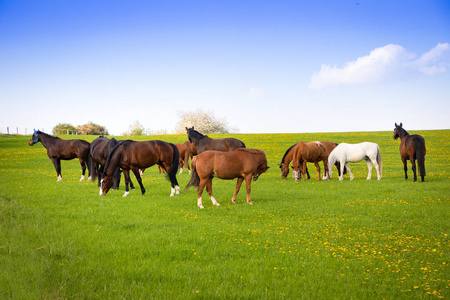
<box><xmin>28</xmin><ymin>129</ymin><xmax>91</xmax><ymax>181</ymax></box>
<box><xmin>328</xmin><ymin>142</ymin><xmax>382</xmax><ymax>181</ymax></box>
<box><xmin>185</xmin><ymin>148</ymin><xmax>269</xmax><ymax>208</ymax></box>
<box><xmin>279</xmin><ymin>141</ymin><xmax>344</xmax><ymax>180</ymax></box>
<box><xmin>185</xmin><ymin>127</ymin><xmax>246</xmax><ymax>154</ymax></box>
<box><xmin>291</xmin><ymin>142</ymin><xmax>330</xmax><ymax>182</ymax></box>
<box><xmin>90</xmin><ymin>136</ymin><xmax>134</xmax><ymax>190</ymax></box>
<box><xmin>175</xmin><ymin>141</ymin><xmax>194</xmax><ymax>174</ymax></box>
<box><xmin>100</xmin><ymin>140</ymin><xmax>180</xmax><ymax>197</ymax></box>
<box><xmin>393</xmin><ymin>123</ymin><xmax>426</xmax><ymax>182</ymax></box>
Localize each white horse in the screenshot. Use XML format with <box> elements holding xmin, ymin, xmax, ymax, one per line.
<box><xmin>328</xmin><ymin>142</ymin><xmax>382</xmax><ymax>181</ymax></box>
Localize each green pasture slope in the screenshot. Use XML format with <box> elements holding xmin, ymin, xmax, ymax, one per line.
<box><xmin>0</xmin><ymin>131</ymin><xmax>449</xmax><ymax>299</ymax></box>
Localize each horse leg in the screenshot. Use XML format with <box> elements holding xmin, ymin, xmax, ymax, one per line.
<box><xmin>122</xmin><ymin>169</ymin><xmax>131</xmax><ymax>197</ymax></box>
<box><xmin>302</xmin><ymin>161</ymin><xmax>307</xmax><ymax>181</ymax></box>
<box><xmin>51</xmin><ymin>158</ymin><xmax>62</xmax><ymax>181</ymax></box>
<box><xmin>97</xmin><ymin>164</ymin><xmax>103</xmax><ymax>187</ymax></box>
<box><xmin>345</xmin><ymin>163</ymin><xmax>354</xmax><ymax>180</ymax></box>
<box><xmin>400</xmin><ymin>157</ymin><xmax>408</xmax><ymax>179</ymax></box>
<box><xmin>79</xmin><ymin>159</ymin><xmax>86</xmax><ymax>181</ymax></box>
<box><xmin>306</xmin><ymin>166</ymin><xmax>310</xmax><ymax>180</ymax></box>
<box><xmin>371</xmin><ymin>158</ymin><xmax>381</xmax><ymax>180</ymax></box>
<box><xmin>323</xmin><ymin>159</ymin><xmax>330</xmax><ymax>180</ymax></box>
<box><xmin>197</xmin><ymin>179</ymin><xmax>207</xmax><ymax>209</ymax></box>
<box><xmin>339</xmin><ymin>161</ymin><xmax>345</xmax><ymax>181</ymax></box>
<box><xmin>410</xmin><ymin>156</ymin><xmax>417</xmax><ymax>182</ymax></box>
<box><xmin>232</xmin><ymin>178</ymin><xmax>244</xmax><ymax>203</ymax></box>
<box><xmin>365</xmin><ymin>159</ymin><xmax>373</xmax><ymax>180</ymax></box>
<box><xmin>314</xmin><ymin>162</ymin><xmax>321</xmax><ymax>181</ymax></box>
<box><xmin>244</xmin><ymin>175</ymin><xmax>253</xmax><ymax>204</ymax></box>
<box><xmin>205</xmin><ymin>178</ymin><xmax>220</xmax><ymax>206</ymax></box>
<box><xmin>131</xmin><ymin>168</ymin><xmax>146</xmax><ymax>195</ymax></box>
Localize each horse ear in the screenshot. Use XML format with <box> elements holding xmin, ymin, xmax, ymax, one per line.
<box><xmin>400</xmin><ymin>123</ymin><xmax>403</xmax><ymax>127</ymax></box>
<box><xmin>395</xmin><ymin>123</ymin><xmax>398</xmax><ymax>127</ymax></box>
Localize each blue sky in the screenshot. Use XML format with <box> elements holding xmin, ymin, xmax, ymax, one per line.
<box><xmin>1</xmin><ymin>0</ymin><xmax>449</xmax><ymax>135</ymax></box>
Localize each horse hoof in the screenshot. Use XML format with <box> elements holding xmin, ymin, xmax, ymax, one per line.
<box><xmin>248</xmin><ymin>202</ymin><xmax>253</xmax><ymax>205</ymax></box>
<box><xmin>198</xmin><ymin>205</ymin><xmax>204</xmax><ymax>209</ymax></box>
<box><xmin>122</xmin><ymin>191</ymin><xmax>130</xmax><ymax>197</ymax></box>
<box><xmin>214</xmin><ymin>202</ymin><xmax>221</xmax><ymax>206</ymax></box>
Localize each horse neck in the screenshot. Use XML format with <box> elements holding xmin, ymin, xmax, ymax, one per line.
<box><xmin>398</xmin><ymin>128</ymin><xmax>410</xmax><ymax>140</ymax></box>
<box><xmin>38</xmin><ymin>132</ymin><xmax>58</xmax><ymax>149</ymax></box>
<box><xmin>104</xmin><ymin>146</ymin><xmax>122</xmax><ymax>176</ymax></box>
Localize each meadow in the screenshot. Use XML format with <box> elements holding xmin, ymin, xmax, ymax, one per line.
<box><xmin>0</xmin><ymin>130</ymin><xmax>449</xmax><ymax>299</ymax></box>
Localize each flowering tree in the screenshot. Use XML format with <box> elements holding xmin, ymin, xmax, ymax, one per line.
<box><xmin>174</xmin><ymin>110</ymin><xmax>236</xmax><ymax>134</ymax></box>
<box><xmin>76</xmin><ymin>122</ymin><xmax>109</xmax><ymax>135</ymax></box>
<box><xmin>123</xmin><ymin>121</ymin><xmax>148</xmax><ymax>136</ymax></box>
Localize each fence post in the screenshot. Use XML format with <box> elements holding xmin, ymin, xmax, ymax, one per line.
<box><xmin>7</xmin><ymin>127</ymin><xmax>9</xmax><ymax>134</ymax></box>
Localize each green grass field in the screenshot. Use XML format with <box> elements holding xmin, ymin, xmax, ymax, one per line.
<box><xmin>1</xmin><ymin>131</ymin><xmax>449</xmax><ymax>299</ymax></box>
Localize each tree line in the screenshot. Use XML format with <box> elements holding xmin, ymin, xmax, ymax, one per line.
<box><xmin>52</xmin><ymin>110</ymin><xmax>237</xmax><ymax>135</ymax></box>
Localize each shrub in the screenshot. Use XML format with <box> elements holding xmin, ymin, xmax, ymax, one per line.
<box><xmin>76</xmin><ymin>122</ymin><xmax>109</xmax><ymax>135</ymax></box>
<box><xmin>174</xmin><ymin>109</ymin><xmax>237</xmax><ymax>134</ymax></box>
<box><xmin>52</xmin><ymin>123</ymin><xmax>77</xmax><ymax>135</ymax></box>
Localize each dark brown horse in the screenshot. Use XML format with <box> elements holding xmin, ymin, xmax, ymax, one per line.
<box><xmin>393</xmin><ymin>123</ymin><xmax>426</xmax><ymax>182</ymax></box>
<box><xmin>185</xmin><ymin>148</ymin><xmax>269</xmax><ymax>208</ymax></box>
<box><xmin>291</xmin><ymin>141</ymin><xmax>329</xmax><ymax>182</ymax></box>
<box><xmin>100</xmin><ymin>140</ymin><xmax>180</xmax><ymax>197</ymax></box>
<box><xmin>186</xmin><ymin>127</ymin><xmax>245</xmax><ymax>154</ymax></box>
<box><xmin>279</xmin><ymin>141</ymin><xmax>341</xmax><ymax>179</ymax></box>
<box><xmin>90</xmin><ymin>136</ymin><xmax>135</xmax><ymax>190</ymax></box>
<box><xmin>28</xmin><ymin>129</ymin><xmax>92</xmax><ymax>181</ymax></box>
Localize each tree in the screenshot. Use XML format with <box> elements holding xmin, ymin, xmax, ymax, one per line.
<box><xmin>174</xmin><ymin>110</ymin><xmax>236</xmax><ymax>134</ymax></box>
<box><xmin>52</xmin><ymin>123</ymin><xmax>76</xmax><ymax>135</ymax></box>
<box><xmin>123</xmin><ymin>121</ymin><xmax>148</xmax><ymax>136</ymax></box>
<box><xmin>76</xmin><ymin>122</ymin><xmax>109</xmax><ymax>135</ymax></box>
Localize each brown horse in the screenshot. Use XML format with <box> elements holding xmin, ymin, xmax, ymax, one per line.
<box><xmin>28</xmin><ymin>129</ymin><xmax>92</xmax><ymax>181</ymax></box>
<box><xmin>186</xmin><ymin>127</ymin><xmax>245</xmax><ymax>154</ymax></box>
<box><xmin>291</xmin><ymin>141</ymin><xmax>329</xmax><ymax>181</ymax></box>
<box><xmin>185</xmin><ymin>148</ymin><xmax>269</xmax><ymax>208</ymax></box>
<box><xmin>393</xmin><ymin>123</ymin><xmax>426</xmax><ymax>182</ymax></box>
<box><xmin>279</xmin><ymin>141</ymin><xmax>340</xmax><ymax>180</ymax></box>
<box><xmin>100</xmin><ymin>140</ymin><xmax>180</xmax><ymax>197</ymax></box>
<box><xmin>175</xmin><ymin>141</ymin><xmax>195</xmax><ymax>174</ymax></box>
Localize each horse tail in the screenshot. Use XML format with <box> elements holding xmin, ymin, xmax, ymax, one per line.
<box><xmin>184</xmin><ymin>157</ymin><xmax>200</xmax><ymax>192</ymax></box>
<box><xmin>166</xmin><ymin>143</ymin><xmax>179</xmax><ymax>187</ymax></box>
<box><xmin>416</xmin><ymin>137</ymin><xmax>426</xmax><ymax>179</ymax></box>
<box><xmin>89</xmin><ymin>144</ymin><xmax>97</xmax><ymax>182</ymax></box>
<box><xmin>376</xmin><ymin>144</ymin><xmax>383</xmax><ymax>177</ymax></box>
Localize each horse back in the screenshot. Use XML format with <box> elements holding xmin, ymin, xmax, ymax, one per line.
<box><xmin>196</xmin><ymin>150</ymin><xmax>256</xmax><ymax>179</ymax></box>
<box><xmin>401</xmin><ymin>135</ymin><xmax>426</xmax><ymax>157</ymax></box>
<box><xmin>48</xmin><ymin>139</ymin><xmax>89</xmax><ymax>160</ymax></box>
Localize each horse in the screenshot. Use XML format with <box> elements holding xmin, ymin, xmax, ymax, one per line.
<box><xmin>175</xmin><ymin>141</ymin><xmax>193</xmax><ymax>174</ymax></box>
<box><xmin>393</xmin><ymin>123</ymin><xmax>426</xmax><ymax>182</ymax></box>
<box><xmin>100</xmin><ymin>140</ymin><xmax>180</xmax><ymax>197</ymax></box>
<box><xmin>28</xmin><ymin>129</ymin><xmax>92</xmax><ymax>181</ymax></box>
<box><xmin>328</xmin><ymin>142</ymin><xmax>382</xmax><ymax>181</ymax></box>
<box><xmin>184</xmin><ymin>148</ymin><xmax>269</xmax><ymax>208</ymax></box>
<box><xmin>291</xmin><ymin>142</ymin><xmax>330</xmax><ymax>182</ymax></box>
<box><xmin>279</xmin><ymin>141</ymin><xmax>344</xmax><ymax>180</ymax></box>
<box><xmin>90</xmin><ymin>136</ymin><xmax>135</xmax><ymax>190</ymax></box>
<box><xmin>186</xmin><ymin>127</ymin><xmax>246</xmax><ymax>154</ymax></box>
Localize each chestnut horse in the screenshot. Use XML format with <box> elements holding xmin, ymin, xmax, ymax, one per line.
<box><xmin>175</xmin><ymin>141</ymin><xmax>196</xmax><ymax>174</ymax></box>
<box><xmin>185</xmin><ymin>148</ymin><xmax>269</xmax><ymax>208</ymax></box>
<box><xmin>291</xmin><ymin>141</ymin><xmax>330</xmax><ymax>181</ymax></box>
<box><xmin>279</xmin><ymin>141</ymin><xmax>344</xmax><ymax>180</ymax></box>
<box><xmin>28</xmin><ymin>129</ymin><xmax>92</xmax><ymax>181</ymax></box>
<box><xmin>100</xmin><ymin>140</ymin><xmax>180</xmax><ymax>197</ymax></box>
<box><xmin>186</xmin><ymin>127</ymin><xmax>245</xmax><ymax>154</ymax></box>
<box><xmin>393</xmin><ymin>123</ymin><xmax>426</xmax><ymax>182</ymax></box>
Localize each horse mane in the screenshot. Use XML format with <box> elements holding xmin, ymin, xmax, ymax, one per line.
<box><xmin>280</xmin><ymin>144</ymin><xmax>296</xmax><ymax>164</ymax></box>
<box><xmin>188</xmin><ymin>128</ymin><xmax>207</xmax><ymax>140</ymax></box>
<box><xmin>37</xmin><ymin>130</ymin><xmax>61</xmax><ymax>140</ymax></box>
<box><xmin>104</xmin><ymin>142</ymin><xmax>125</xmax><ymax>174</ymax></box>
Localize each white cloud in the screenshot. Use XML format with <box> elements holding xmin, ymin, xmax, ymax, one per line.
<box><xmin>410</xmin><ymin>43</ymin><xmax>450</xmax><ymax>75</ymax></box>
<box><xmin>309</xmin><ymin>43</ymin><xmax>450</xmax><ymax>89</ymax></box>
<box><xmin>248</xmin><ymin>87</ymin><xmax>265</xmax><ymax>98</ymax></box>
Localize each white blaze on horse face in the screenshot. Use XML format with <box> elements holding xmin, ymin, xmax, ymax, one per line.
<box><xmin>293</xmin><ymin>170</ymin><xmax>300</xmax><ymax>181</ymax></box>
<box><xmin>99</xmin><ymin>179</ymin><xmax>104</xmax><ymax>195</ymax></box>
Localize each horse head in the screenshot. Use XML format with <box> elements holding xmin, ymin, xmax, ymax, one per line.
<box><xmin>291</xmin><ymin>164</ymin><xmax>301</xmax><ymax>182</ymax></box>
<box><xmin>28</xmin><ymin>129</ymin><xmax>40</xmax><ymax>146</ymax></box>
<box><xmin>254</xmin><ymin>162</ymin><xmax>269</xmax><ymax>181</ymax></box>
<box><xmin>279</xmin><ymin>163</ymin><xmax>289</xmax><ymax>179</ymax></box>
<box><xmin>393</xmin><ymin>122</ymin><xmax>404</xmax><ymax>140</ymax></box>
<box><xmin>100</xmin><ymin>176</ymin><xmax>113</xmax><ymax>195</ymax></box>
